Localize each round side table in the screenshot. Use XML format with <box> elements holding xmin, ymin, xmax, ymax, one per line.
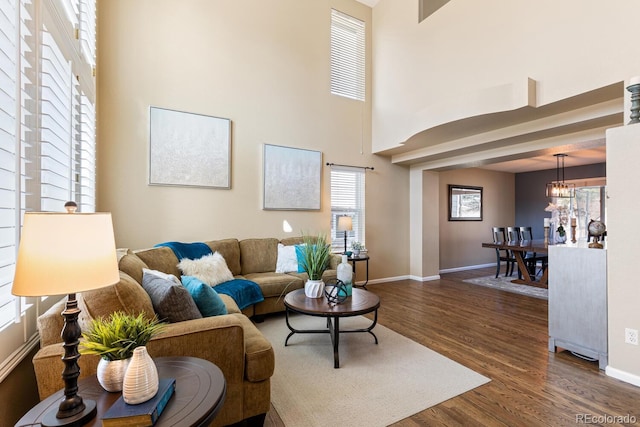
<box><xmin>16</xmin><ymin>356</ymin><xmax>226</xmax><ymax>427</ymax></box>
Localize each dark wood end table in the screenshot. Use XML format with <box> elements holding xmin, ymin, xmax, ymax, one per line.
<box><xmin>347</xmin><ymin>255</ymin><xmax>370</xmax><ymax>288</ymax></box>
<box><xmin>16</xmin><ymin>356</ymin><xmax>226</xmax><ymax>427</ymax></box>
<box><xmin>283</xmin><ymin>287</ymin><xmax>380</xmax><ymax>368</ymax></box>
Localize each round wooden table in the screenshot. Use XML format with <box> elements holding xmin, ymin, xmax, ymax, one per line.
<box><xmin>16</xmin><ymin>357</ymin><xmax>226</xmax><ymax>427</ymax></box>
<box><xmin>283</xmin><ymin>287</ymin><xmax>380</xmax><ymax>368</ymax></box>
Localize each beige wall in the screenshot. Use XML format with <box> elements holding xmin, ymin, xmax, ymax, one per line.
<box><xmin>371</xmin><ymin>0</ymin><xmax>640</xmax><ymax>150</ymax></box>
<box><xmin>438</xmin><ymin>168</ymin><xmax>515</xmax><ymax>271</ymax></box>
<box><xmin>96</xmin><ymin>0</ymin><xmax>409</xmax><ymax>281</ymax></box>
<box><xmin>606</xmin><ymin>124</ymin><xmax>640</xmax><ymax>385</ymax></box>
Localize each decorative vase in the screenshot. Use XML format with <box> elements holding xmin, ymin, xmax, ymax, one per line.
<box><xmin>122</xmin><ymin>346</ymin><xmax>159</xmax><ymax>404</ymax></box>
<box><xmin>97</xmin><ymin>357</ymin><xmax>131</xmax><ymax>392</ymax></box>
<box><xmin>336</xmin><ymin>255</ymin><xmax>353</xmax><ymax>296</ymax></box>
<box><xmin>352</xmin><ymin>249</ymin><xmax>360</xmax><ymax>257</ymax></box>
<box><xmin>304</xmin><ymin>279</ymin><xmax>325</xmax><ymax>298</ymax></box>
<box><xmin>556</xmin><ymin>234</ymin><xmax>567</xmax><ymax>244</ymax></box>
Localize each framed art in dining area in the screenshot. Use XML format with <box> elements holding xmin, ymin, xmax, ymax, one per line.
<box><xmin>263</xmin><ymin>144</ymin><xmax>322</xmax><ymax>210</ymax></box>
<box><xmin>448</xmin><ymin>184</ymin><xmax>483</xmax><ymax>221</ymax></box>
<box><xmin>149</xmin><ymin>106</ymin><xmax>231</xmax><ymax>189</ymax></box>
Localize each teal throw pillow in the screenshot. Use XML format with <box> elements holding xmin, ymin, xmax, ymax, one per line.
<box><xmin>294</xmin><ymin>244</ymin><xmax>306</xmax><ymax>273</ymax></box>
<box><xmin>181</xmin><ymin>275</ymin><xmax>228</xmax><ymax>317</ymax></box>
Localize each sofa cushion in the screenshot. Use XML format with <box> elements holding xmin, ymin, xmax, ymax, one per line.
<box><xmin>135</xmin><ymin>246</ymin><xmax>182</xmax><ymax>278</ymax></box>
<box><xmin>142</xmin><ymin>271</ymin><xmax>202</xmax><ymax>323</ymax></box>
<box><xmin>242</xmin><ymin>272</ymin><xmax>304</xmax><ymax>298</ymax></box>
<box><xmin>205</xmin><ymin>239</ymin><xmax>241</xmax><ymax>276</ymax></box>
<box><xmin>239</xmin><ymin>238</ymin><xmax>279</xmax><ymax>274</ymax></box>
<box><xmin>118</xmin><ymin>250</ymin><xmax>149</xmax><ymax>285</ymax></box>
<box><xmin>178</xmin><ymin>252</ymin><xmax>235</xmax><ymax>286</ymax></box>
<box><xmin>181</xmin><ymin>276</ymin><xmax>228</xmax><ymax>317</ymax></box>
<box><xmin>78</xmin><ymin>271</ymin><xmax>155</xmax><ymax>330</ymax></box>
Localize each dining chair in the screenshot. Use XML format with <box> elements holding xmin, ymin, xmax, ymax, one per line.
<box><xmin>519</xmin><ymin>226</ymin><xmax>548</xmax><ymax>278</ymax></box>
<box><xmin>492</xmin><ymin>227</ymin><xmax>515</xmax><ymax>278</ymax></box>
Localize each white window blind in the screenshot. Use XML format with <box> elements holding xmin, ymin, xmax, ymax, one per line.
<box><xmin>78</xmin><ymin>92</ymin><xmax>95</xmax><ymax>212</ymax></box>
<box><xmin>0</xmin><ymin>0</ymin><xmax>96</xmax><ymax>380</ymax></box>
<box><xmin>330</xmin><ymin>167</ymin><xmax>365</xmax><ymax>252</ymax></box>
<box><xmin>41</xmin><ymin>29</ymin><xmax>73</xmax><ymax>210</ymax></box>
<box><xmin>330</xmin><ymin>9</ymin><xmax>365</xmax><ymax>101</ymax></box>
<box><xmin>0</xmin><ymin>0</ymin><xmax>18</xmax><ymax>338</ymax></box>
<box><xmin>79</xmin><ymin>0</ymin><xmax>95</xmax><ymax>65</ymax></box>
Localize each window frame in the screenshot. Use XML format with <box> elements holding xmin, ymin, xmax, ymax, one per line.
<box><xmin>330</xmin><ymin>8</ymin><xmax>365</xmax><ymax>102</ymax></box>
<box><xmin>330</xmin><ymin>166</ymin><xmax>366</xmax><ymax>253</ymax></box>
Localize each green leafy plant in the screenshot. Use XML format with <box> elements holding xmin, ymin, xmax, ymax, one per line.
<box><xmin>80</xmin><ymin>312</ymin><xmax>165</xmax><ymax>361</ymax></box>
<box><xmin>557</xmin><ymin>225</ymin><xmax>566</xmax><ymax>237</ymax></box>
<box><xmin>299</xmin><ymin>233</ymin><xmax>332</xmax><ymax>280</ymax></box>
<box><xmin>351</xmin><ymin>241</ymin><xmax>363</xmax><ymax>250</ymax></box>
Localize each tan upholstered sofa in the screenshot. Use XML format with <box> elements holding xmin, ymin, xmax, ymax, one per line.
<box><xmin>33</xmin><ymin>236</ymin><xmax>338</xmax><ymax>426</ymax></box>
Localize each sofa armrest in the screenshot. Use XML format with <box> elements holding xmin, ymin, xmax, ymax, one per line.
<box><xmin>33</xmin><ymin>314</ymin><xmax>264</xmax><ymax>400</ymax></box>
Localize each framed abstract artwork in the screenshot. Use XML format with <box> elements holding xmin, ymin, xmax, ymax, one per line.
<box><xmin>149</xmin><ymin>106</ymin><xmax>231</xmax><ymax>189</ymax></box>
<box><xmin>263</xmin><ymin>144</ymin><xmax>322</xmax><ymax>210</ymax></box>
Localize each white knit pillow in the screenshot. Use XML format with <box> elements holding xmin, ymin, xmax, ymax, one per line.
<box><xmin>177</xmin><ymin>252</ymin><xmax>234</xmax><ymax>287</ymax></box>
<box><xmin>275</xmin><ymin>243</ymin><xmax>299</xmax><ymax>273</ymax></box>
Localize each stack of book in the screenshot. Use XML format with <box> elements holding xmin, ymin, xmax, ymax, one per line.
<box><xmin>101</xmin><ymin>378</ymin><xmax>176</xmax><ymax>427</ymax></box>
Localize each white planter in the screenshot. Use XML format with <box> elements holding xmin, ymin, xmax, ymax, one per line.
<box><xmin>122</xmin><ymin>346</ymin><xmax>159</xmax><ymax>404</ymax></box>
<box><xmin>305</xmin><ymin>279</ymin><xmax>325</xmax><ymax>298</ymax></box>
<box><xmin>97</xmin><ymin>357</ymin><xmax>131</xmax><ymax>392</ymax></box>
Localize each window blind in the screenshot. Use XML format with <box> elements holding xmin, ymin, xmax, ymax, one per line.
<box><xmin>0</xmin><ymin>0</ymin><xmax>18</xmax><ymax>339</ymax></box>
<box><xmin>0</xmin><ymin>0</ymin><xmax>97</xmax><ymax>381</ymax></box>
<box><xmin>330</xmin><ymin>167</ymin><xmax>365</xmax><ymax>252</ymax></box>
<box><xmin>330</xmin><ymin>9</ymin><xmax>365</xmax><ymax>102</ymax></box>
<box><xmin>79</xmin><ymin>0</ymin><xmax>95</xmax><ymax>65</ymax></box>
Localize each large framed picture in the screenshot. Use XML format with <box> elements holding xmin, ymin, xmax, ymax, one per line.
<box><xmin>149</xmin><ymin>107</ymin><xmax>231</xmax><ymax>189</ymax></box>
<box><xmin>263</xmin><ymin>144</ymin><xmax>322</xmax><ymax>210</ymax></box>
<box><xmin>448</xmin><ymin>185</ymin><xmax>483</xmax><ymax>221</ymax></box>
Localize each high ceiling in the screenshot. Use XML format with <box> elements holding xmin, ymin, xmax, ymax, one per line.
<box><xmin>353</xmin><ymin>0</ymin><xmax>610</xmax><ymax>175</ymax></box>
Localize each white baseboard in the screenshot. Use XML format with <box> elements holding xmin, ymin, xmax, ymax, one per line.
<box><xmin>439</xmin><ymin>263</ymin><xmax>496</xmax><ymax>274</ymax></box>
<box><xmin>605</xmin><ymin>366</ymin><xmax>640</xmax><ymax>388</ymax></box>
<box><xmin>359</xmin><ymin>275</ymin><xmax>410</xmax><ymax>285</ymax></box>
<box><xmin>357</xmin><ymin>274</ymin><xmax>440</xmax><ymax>285</ymax></box>
<box><xmin>407</xmin><ymin>274</ymin><xmax>440</xmax><ymax>282</ymax></box>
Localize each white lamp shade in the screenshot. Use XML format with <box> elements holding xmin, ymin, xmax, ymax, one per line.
<box><xmin>12</xmin><ymin>212</ymin><xmax>120</xmax><ymax>297</ymax></box>
<box><xmin>337</xmin><ymin>216</ymin><xmax>353</xmax><ymax>232</ymax></box>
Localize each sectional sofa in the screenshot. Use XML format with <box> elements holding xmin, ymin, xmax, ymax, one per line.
<box><xmin>33</xmin><ymin>236</ymin><xmax>339</xmax><ymax>426</ymax></box>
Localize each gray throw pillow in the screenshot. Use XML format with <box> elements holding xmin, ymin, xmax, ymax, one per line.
<box><xmin>141</xmin><ymin>271</ymin><xmax>202</xmax><ymax>323</ymax></box>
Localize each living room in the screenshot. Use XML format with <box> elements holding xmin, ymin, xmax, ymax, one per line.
<box><xmin>3</xmin><ymin>0</ymin><xmax>640</xmax><ymax>426</ymax></box>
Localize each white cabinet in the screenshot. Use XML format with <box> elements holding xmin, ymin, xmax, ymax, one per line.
<box><xmin>548</xmin><ymin>244</ymin><xmax>607</xmax><ymax>369</ymax></box>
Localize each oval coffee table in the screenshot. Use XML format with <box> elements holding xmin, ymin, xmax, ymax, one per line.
<box><xmin>283</xmin><ymin>287</ymin><xmax>380</xmax><ymax>368</ymax></box>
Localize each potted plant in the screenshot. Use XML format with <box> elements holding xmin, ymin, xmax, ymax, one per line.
<box><xmin>80</xmin><ymin>311</ymin><xmax>165</xmax><ymax>392</ymax></box>
<box><xmin>556</xmin><ymin>224</ymin><xmax>567</xmax><ymax>243</ymax></box>
<box><xmin>299</xmin><ymin>233</ymin><xmax>332</xmax><ymax>298</ymax></box>
<box><xmin>351</xmin><ymin>241</ymin><xmax>363</xmax><ymax>257</ymax></box>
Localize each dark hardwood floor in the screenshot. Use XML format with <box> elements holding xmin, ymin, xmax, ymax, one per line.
<box><xmin>263</xmin><ymin>267</ymin><xmax>640</xmax><ymax>426</ymax></box>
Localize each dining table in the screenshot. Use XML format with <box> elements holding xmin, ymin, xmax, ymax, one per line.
<box><xmin>481</xmin><ymin>239</ymin><xmax>553</xmax><ymax>288</ymax></box>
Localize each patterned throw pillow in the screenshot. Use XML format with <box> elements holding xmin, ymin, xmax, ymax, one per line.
<box><xmin>177</xmin><ymin>252</ymin><xmax>234</xmax><ymax>286</ymax></box>
<box><xmin>141</xmin><ymin>270</ymin><xmax>202</xmax><ymax>323</ymax></box>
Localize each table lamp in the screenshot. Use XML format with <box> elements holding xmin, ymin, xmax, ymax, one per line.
<box><xmin>12</xmin><ymin>210</ymin><xmax>119</xmax><ymax>427</ymax></box>
<box><xmin>337</xmin><ymin>215</ymin><xmax>353</xmax><ymax>254</ymax></box>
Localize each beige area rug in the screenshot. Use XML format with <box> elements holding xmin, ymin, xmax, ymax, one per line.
<box><xmin>256</xmin><ymin>313</ymin><xmax>490</xmax><ymax>427</ymax></box>
<box><xmin>463</xmin><ymin>275</ymin><xmax>548</xmax><ymax>300</ymax></box>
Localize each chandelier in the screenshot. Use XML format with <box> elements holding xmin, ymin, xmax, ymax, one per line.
<box><xmin>545</xmin><ymin>153</ymin><xmax>575</xmax><ymax>198</ymax></box>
